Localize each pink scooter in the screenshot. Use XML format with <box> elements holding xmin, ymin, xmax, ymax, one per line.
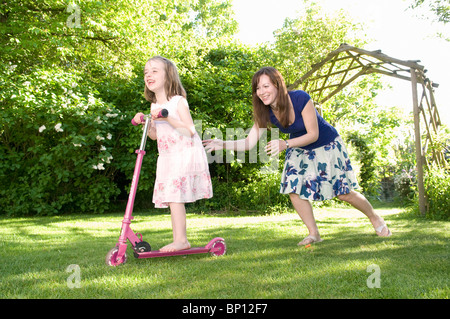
<box><xmin>105</xmin><ymin>111</ymin><xmax>226</xmax><ymax>266</ymax></box>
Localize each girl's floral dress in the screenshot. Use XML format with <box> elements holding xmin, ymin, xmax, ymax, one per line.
<box><xmin>152</xmin><ymin>96</ymin><xmax>212</xmax><ymax>208</ymax></box>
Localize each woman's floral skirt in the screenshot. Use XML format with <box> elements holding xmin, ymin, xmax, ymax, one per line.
<box><xmin>280</xmin><ymin>136</ymin><xmax>359</xmax><ymax>201</ymax></box>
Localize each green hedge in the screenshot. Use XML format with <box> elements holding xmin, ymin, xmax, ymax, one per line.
<box><xmin>0</xmin><ymin>65</ymin><xmax>142</xmax><ymax>215</ymax></box>
<box><xmin>423</xmin><ymin>165</ymin><xmax>450</xmax><ymax>220</ymax></box>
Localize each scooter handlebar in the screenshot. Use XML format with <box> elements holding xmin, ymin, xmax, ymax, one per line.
<box><xmin>131</xmin><ymin>109</ymin><xmax>168</xmax><ymax>126</ymax></box>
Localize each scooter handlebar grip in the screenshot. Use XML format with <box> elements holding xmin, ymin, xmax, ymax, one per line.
<box><xmin>157</xmin><ymin>109</ymin><xmax>168</xmax><ymax>118</ymax></box>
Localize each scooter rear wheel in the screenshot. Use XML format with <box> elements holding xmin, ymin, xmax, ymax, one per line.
<box><xmin>105</xmin><ymin>247</ymin><xmax>128</xmax><ymax>266</ymax></box>
<box><xmin>210</xmin><ymin>240</ymin><xmax>226</xmax><ymax>257</ymax></box>
<box><xmin>133</xmin><ymin>241</ymin><xmax>151</xmax><ymax>258</ymax></box>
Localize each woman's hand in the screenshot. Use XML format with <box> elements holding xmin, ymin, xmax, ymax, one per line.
<box><xmin>202</xmin><ymin>139</ymin><xmax>224</xmax><ymax>153</ymax></box>
<box><xmin>265</xmin><ymin>139</ymin><xmax>287</xmax><ymax>157</ymax></box>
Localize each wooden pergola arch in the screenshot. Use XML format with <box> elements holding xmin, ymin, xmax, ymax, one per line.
<box><xmin>288</xmin><ymin>43</ymin><xmax>445</xmax><ymax>215</ymax></box>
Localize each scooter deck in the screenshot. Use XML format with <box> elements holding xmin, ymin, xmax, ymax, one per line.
<box><xmin>134</xmin><ymin>237</ymin><xmax>226</xmax><ymax>259</ymax></box>
<box><xmin>135</xmin><ymin>246</ymin><xmax>212</xmax><ymax>258</ymax></box>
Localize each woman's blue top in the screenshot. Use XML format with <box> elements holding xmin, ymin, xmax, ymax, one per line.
<box><xmin>269</xmin><ymin>90</ymin><xmax>339</xmax><ymax>150</ymax></box>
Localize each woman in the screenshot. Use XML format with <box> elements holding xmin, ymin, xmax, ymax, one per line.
<box><xmin>203</xmin><ymin>67</ymin><xmax>391</xmax><ymax>245</ymax></box>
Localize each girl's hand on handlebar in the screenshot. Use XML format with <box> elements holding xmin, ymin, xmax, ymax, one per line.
<box><xmin>133</xmin><ymin>112</ymin><xmax>145</xmax><ymax>125</ymax></box>
<box><xmin>151</xmin><ymin>108</ymin><xmax>167</xmax><ymax>121</ymax></box>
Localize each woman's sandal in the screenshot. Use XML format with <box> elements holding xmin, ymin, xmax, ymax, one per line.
<box><xmin>375</xmin><ymin>223</ymin><xmax>392</xmax><ymax>237</ymax></box>
<box><xmin>298</xmin><ymin>235</ymin><xmax>323</xmax><ymax>246</ymax></box>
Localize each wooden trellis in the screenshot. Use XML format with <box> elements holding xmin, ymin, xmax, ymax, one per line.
<box><xmin>288</xmin><ymin>43</ymin><xmax>445</xmax><ymax>215</ymax></box>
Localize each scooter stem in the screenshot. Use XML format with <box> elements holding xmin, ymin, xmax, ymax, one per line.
<box><xmin>139</xmin><ymin>117</ymin><xmax>151</xmax><ymax>151</ymax></box>
<box><xmin>118</xmin><ymin>117</ymin><xmax>151</xmax><ymax>250</ymax></box>
<box><xmin>123</xmin><ymin>116</ymin><xmax>150</xmax><ymax>221</ymax></box>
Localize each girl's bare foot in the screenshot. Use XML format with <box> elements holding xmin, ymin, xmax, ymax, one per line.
<box><xmin>159</xmin><ymin>241</ymin><xmax>191</xmax><ymax>252</ymax></box>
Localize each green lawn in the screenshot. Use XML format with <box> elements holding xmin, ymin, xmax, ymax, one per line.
<box><xmin>1</xmin><ymin>205</ymin><xmax>448</xmax><ymax>299</ymax></box>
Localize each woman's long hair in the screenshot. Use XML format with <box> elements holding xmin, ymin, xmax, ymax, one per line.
<box><xmin>144</xmin><ymin>56</ymin><xmax>187</xmax><ymax>103</ymax></box>
<box><xmin>251</xmin><ymin>67</ymin><xmax>290</xmax><ymax>129</ymax></box>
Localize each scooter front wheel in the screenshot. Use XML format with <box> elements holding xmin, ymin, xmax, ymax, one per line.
<box><xmin>105</xmin><ymin>247</ymin><xmax>128</xmax><ymax>266</ymax></box>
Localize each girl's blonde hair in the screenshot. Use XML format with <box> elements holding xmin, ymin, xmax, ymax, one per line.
<box><xmin>143</xmin><ymin>56</ymin><xmax>187</xmax><ymax>103</ymax></box>
<box><xmin>251</xmin><ymin>67</ymin><xmax>290</xmax><ymax>129</ymax></box>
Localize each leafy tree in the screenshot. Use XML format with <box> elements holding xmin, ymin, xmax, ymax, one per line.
<box><xmin>190</xmin><ymin>0</ymin><xmax>238</xmax><ymax>38</ymax></box>
<box><xmin>409</xmin><ymin>0</ymin><xmax>450</xmax><ymax>23</ymax></box>
<box><xmin>0</xmin><ymin>0</ymin><xmax>237</xmax><ymax>77</ymax></box>
<box><xmin>408</xmin><ymin>0</ymin><xmax>450</xmax><ymax>40</ymax></box>
<box><xmin>272</xmin><ymin>2</ymin><xmax>367</xmax><ymax>86</ymax></box>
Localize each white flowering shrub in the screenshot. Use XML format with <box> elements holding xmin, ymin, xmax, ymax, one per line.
<box><xmin>0</xmin><ymin>64</ymin><xmax>126</xmax><ymax>215</ymax></box>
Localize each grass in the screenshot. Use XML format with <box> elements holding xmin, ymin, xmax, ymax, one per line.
<box><xmin>0</xmin><ymin>204</ymin><xmax>448</xmax><ymax>299</ymax></box>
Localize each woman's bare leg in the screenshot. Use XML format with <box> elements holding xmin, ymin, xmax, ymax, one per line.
<box><xmin>289</xmin><ymin>193</ymin><xmax>322</xmax><ymax>245</ymax></box>
<box><xmin>337</xmin><ymin>190</ymin><xmax>391</xmax><ymax>236</ymax></box>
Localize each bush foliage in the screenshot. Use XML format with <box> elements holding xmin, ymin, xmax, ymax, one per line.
<box><xmin>423</xmin><ymin>165</ymin><xmax>450</xmax><ymax>220</ymax></box>
<box><xmin>0</xmin><ymin>65</ymin><xmax>121</xmax><ymax>214</ymax></box>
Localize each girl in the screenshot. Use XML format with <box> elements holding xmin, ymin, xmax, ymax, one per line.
<box><xmin>133</xmin><ymin>56</ymin><xmax>212</xmax><ymax>252</ymax></box>
<box><xmin>203</xmin><ymin>67</ymin><xmax>391</xmax><ymax>245</ymax></box>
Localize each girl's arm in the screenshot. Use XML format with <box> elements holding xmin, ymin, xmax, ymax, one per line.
<box><xmin>265</xmin><ymin>99</ymin><xmax>319</xmax><ymax>156</ymax></box>
<box><xmin>153</xmin><ymin>98</ymin><xmax>196</xmax><ymax>137</ymax></box>
<box><xmin>203</xmin><ymin>123</ymin><xmax>265</xmax><ymax>153</ymax></box>
<box><xmin>147</xmin><ymin>119</ymin><xmax>157</xmax><ymax>140</ymax></box>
